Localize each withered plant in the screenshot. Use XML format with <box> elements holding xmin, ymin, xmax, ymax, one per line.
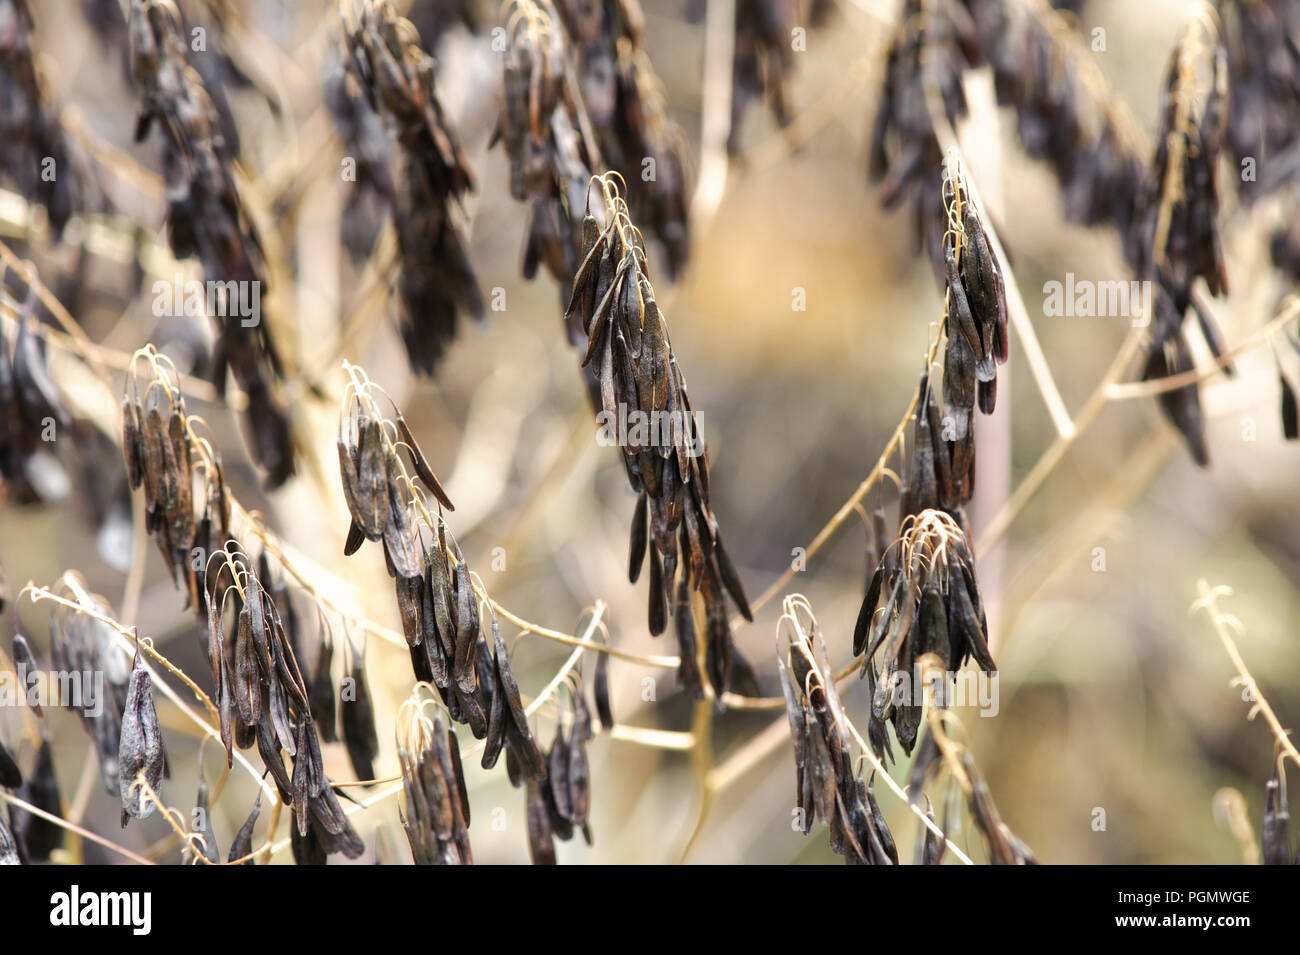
<box><xmin>569</xmin><ymin>173</ymin><xmax>752</xmax><ymax>697</ymax></box>
<box><xmin>4</xmin><ymin>1</ymin><xmax>1300</xmax><ymax>876</ymax></box>
<box><xmin>128</xmin><ymin>0</ymin><xmax>295</xmax><ymax>485</ymax></box>
<box><xmin>777</xmin><ymin>596</ymin><xmax>899</xmax><ymax>865</ymax></box>
<box><xmin>555</xmin><ymin>0</ymin><xmax>692</xmax><ymax>275</ymax></box>
<box><xmin>338</xmin><ymin>0</ymin><xmax>484</xmax><ymax>373</ymax></box>
<box><xmin>0</xmin><ymin>0</ymin><xmax>97</xmax><ymax>240</ymax></box>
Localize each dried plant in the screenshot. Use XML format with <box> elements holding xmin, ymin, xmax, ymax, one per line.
<box><xmin>118</xmin><ymin>639</ymin><xmax>166</xmax><ymax>825</ymax></box>
<box><xmin>0</xmin><ymin>0</ymin><xmax>97</xmax><ymax>239</ymax></box>
<box><xmin>853</xmin><ymin>508</ymin><xmax>995</xmax><ymax>757</ymax></box>
<box><xmin>5</xmin><ymin>2</ymin><xmax>1300</xmax><ymax>875</ymax></box>
<box><xmin>777</xmin><ymin>596</ymin><xmax>899</xmax><ymax>865</ymax></box>
<box><xmin>7</xmin><ymin>740</ymin><xmax>62</xmax><ymax>862</ymax></box>
<box><xmin>338</xmin><ymin>0</ymin><xmax>484</xmax><ymax>373</ymax></box>
<box><xmin>556</xmin><ymin>0</ymin><xmax>692</xmax><ymax>276</ymax></box>
<box><xmin>937</xmin><ymin>159</ymin><xmax>1007</xmax><ymax>441</ymax></box>
<box><xmin>1218</xmin><ymin>0</ymin><xmax>1300</xmax><ymax>202</ymax></box>
<box><xmin>965</xmin><ymin>0</ymin><xmax>1148</xmax><ymax>237</ymax></box>
<box><xmin>128</xmin><ymin>0</ymin><xmax>295</xmax><ymax>485</ymax></box>
<box><xmin>326</xmin><ymin>51</ymin><xmax>397</xmax><ymax>265</ymax></box>
<box><xmin>906</xmin><ymin>685</ymin><xmax>1037</xmax><ymax>864</ymax></box>
<box><xmin>396</xmin><ymin>686</ymin><xmax>472</xmax><ymax>865</ymax></box>
<box><xmin>0</xmin><ymin>278</ymin><xmax>72</xmax><ymax>503</ymax></box>
<box><xmin>47</xmin><ymin>574</ymin><xmax>132</xmax><ymax>795</ymax></box>
<box><xmin>337</xmin><ymin>363</ymin><xmax>546</xmax><ymax>781</ymax></box>
<box><xmin>1133</xmin><ymin>19</ymin><xmax>1231</xmax><ymax>466</ymax></box>
<box><xmin>123</xmin><ymin>346</ymin><xmax>231</xmax><ymax>615</ymax></box>
<box><xmin>570</xmin><ymin>173</ymin><xmax>751</xmax><ymax>696</ymax></box>
<box><xmin>869</xmin><ymin>0</ymin><xmax>979</xmax><ymax>269</ymax></box>
<box><xmin>203</xmin><ymin>546</ymin><xmax>365</xmax><ymax>862</ymax></box>
<box><xmin>498</xmin><ymin>0</ymin><xmax>600</xmax><ymax>319</ymax></box>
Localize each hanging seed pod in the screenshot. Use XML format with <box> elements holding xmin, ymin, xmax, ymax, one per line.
<box><xmin>1129</xmin><ymin>21</ymin><xmax>1230</xmax><ymax>466</ymax></box>
<box><xmin>914</xmin><ymin>798</ymin><xmax>946</xmax><ymax>866</ymax></box>
<box><xmin>340</xmin><ymin>650</ymin><xmax>379</xmax><ymax>784</ymax></box>
<box><xmin>187</xmin><ymin>773</ymin><xmax>220</xmax><ymax>864</ymax></box>
<box><xmin>574</xmin><ymin>175</ymin><xmax>750</xmax><ymax>697</ymax></box>
<box><xmin>593</xmin><ymin>646</ymin><xmax>613</xmax><ymax>731</ymax></box>
<box><xmin>1262</xmin><ymin>764</ymin><xmax>1292</xmax><ymax>866</ymax></box>
<box><xmin>339</xmin><ymin>0</ymin><xmax>484</xmax><ymax>373</ymax></box>
<box><xmin>0</xmin><ymin>738</ymin><xmax>20</xmax><ymax>789</ymax></box>
<box><xmin>552</xmin><ymin>0</ymin><xmax>692</xmax><ymax>274</ymax></box>
<box><xmin>309</xmin><ymin>634</ymin><xmax>338</xmax><ymax>744</ymax></box>
<box><xmin>777</xmin><ymin>596</ymin><xmax>897</xmax><ymax>865</ymax></box>
<box><xmin>118</xmin><ymin>643</ymin><xmax>166</xmax><ymax>824</ymax></box>
<box><xmin>9</xmin><ymin>740</ymin><xmax>61</xmax><ymax>862</ymax></box>
<box><xmin>525</xmin><ymin>781</ymin><xmax>557</xmax><ymax>865</ymax></box>
<box><xmin>227</xmin><ymin>788</ymin><xmax>263</xmax><ymax>865</ymax></box>
<box><xmin>127</xmin><ymin>0</ymin><xmax>295</xmax><ymax>486</ymax></box>
<box><xmin>398</xmin><ymin>697</ymin><xmax>472</xmax><ymax>865</ymax></box>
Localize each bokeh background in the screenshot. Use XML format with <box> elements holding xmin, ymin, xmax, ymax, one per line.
<box><xmin>1</xmin><ymin>0</ymin><xmax>1297</xmax><ymax>864</ymax></box>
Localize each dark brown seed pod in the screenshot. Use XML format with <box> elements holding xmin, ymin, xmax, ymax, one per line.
<box><xmin>309</xmin><ymin>634</ymin><xmax>338</xmax><ymax>748</ymax></box>
<box><xmin>191</xmin><ymin>773</ymin><xmax>220</xmax><ymax>864</ymax></box>
<box><xmin>122</xmin><ymin>396</ymin><xmax>143</xmax><ymax>491</ymax></box>
<box><xmin>593</xmin><ymin>646</ymin><xmax>613</xmax><ymax>732</ymax></box>
<box><xmin>526</xmin><ymin>782</ymin><xmax>557</xmax><ymax>865</ymax></box>
<box><xmin>340</xmin><ymin>652</ymin><xmax>379</xmax><ymax>784</ymax></box>
<box><xmin>344</xmin><ymin>517</ymin><xmax>366</xmax><ymax>556</ymax></box>
<box><xmin>1282</xmin><ymin>368</ymin><xmax>1299</xmax><ymax>441</ymax></box>
<box><xmin>0</xmin><ymin>736</ymin><xmax>22</xmax><ymax>790</ymax></box>
<box><xmin>118</xmin><ymin>644</ymin><xmax>165</xmax><ymax>824</ymax></box>
<box><xmin>628</xmin><ymin>491</ymin><xmax>648</xmax><ymax>583</ymax></box>
<box><xmin>1262</xmin><ymin>765</ymin><xmax>1292</xmax><ymax>866</ymax></box>
<box><xmin>547</xmin><ymin>724</ymin><xmax>573</xmax><ymax>824</ymax></box>
<box><xmin>452</xmin><ymin>560</ymin><xmax>479</xmax><ymax>695</ymax></box>
<box><xmin>9</xmin><ymin>633</ymin><xmax>40</xmax><ymax>718</ymax></box>
<box><xmin>356</xmin><ymin>416</ymin><xmax>390</xmax><ymax>540</ymax></box>
<box><xmin>383</xmin><ymin>468</ymin><xmax>423</xmax><ymax>580</ymax></box>
<box><xmin>8</xmin><ymin>738</ymin><xmax>60</xmax><ymax>862</ymax></box>
<box><xmin>227</xmin><ymin>788</ymin><xmax>263</xmax><ymax>865</ymax></box>
<box><xmin>396</xmin><ymin>413</ymin><xmax>454</xmax><ymax>511</ymax></box>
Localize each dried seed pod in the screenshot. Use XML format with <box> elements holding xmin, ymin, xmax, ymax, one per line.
<box><xmin>554</xmin><ymin>0</ymin><xmax>692</xmax><ymax>274</ymax></box>
<box><xmin>1129</xmin><ymin>22</ymin><xmax>1230</xmax><ymax>466</ymax></box>
<box><xmin>0</xmin><ymin>737</ymin><xmax>20</xmax><ymax>789</ymax></box>
<box><xmin>340</xmin><ymin>0</ymin><xmax>483</xmax><ymax>373</ymax></box>
<box><xmin>777</xmin><ymin>596</ymin><xmax>897</xmax><ymax>865</ymax></box>
<box><xmin>128</xmin><ymin>0</ymin><xmax>295</xmax><ymax>486</ymax></box>
<box><xmin>1262</xmin><ymin>765</ymin><xmax>1292</xmax><ymax>866</ymax></box>
<box><xmin>310</xmin><ymin>634</ymin><xmax>338</xmax><ymax>743</ymax></box>
<box><xmin>118</xmin><ymin>644</ymin><xmax>165</xmax><ymax>824</ymax></box>
<box><xmin>0</xmin><ymin>0</ymin><xmax>97</xmax><ymax>237</ymax></box>
<box><xmin>578</xmin><ymin>175</ymin><xmax>750</xmax><ymax>694</ymax></box>
<box><xmin>340</xmin><ymin>650</ymin><xmax>379</xmax><ymax>784</ymax></box>
<box><xmin>9</xmin><ymin>741</ymin><xmax>60</xmax><ymax>862</ymax></box>
<box><xmin>593</xmin><ymin>645</ymin><xmax>613</xmax><ymax>731</ymax></box>
<box><xmin>525</xmin><ymin>781</ymin><xmax>557</xmax><ymax>865</ymax></box>
<box><xmin>188</xmin><ymin>773</ymin><xmax>220</xmax><ymax>864</ymax></box>
<box><xmin>228</xmin><ymin>788</ymin><xmax>263</xmax><ymax>865</ymax></box>
<box><xmin>869</xmin><ymin>0</ymin><xmax>979</xmax><ymax>268</ymax></box>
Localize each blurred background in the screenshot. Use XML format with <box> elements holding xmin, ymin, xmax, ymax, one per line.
<box><xmin>1</xmin><ymin>0</ymin><xmax>1297</xmax><ymax>864</ymax></box>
